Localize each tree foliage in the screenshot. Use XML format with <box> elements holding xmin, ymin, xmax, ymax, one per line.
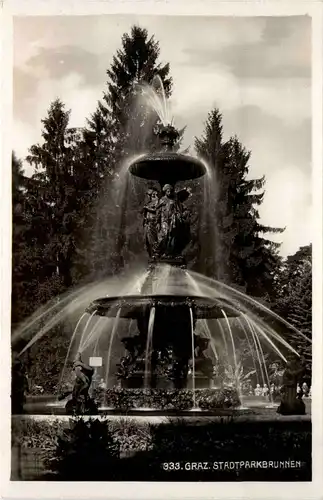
<box><xmin>195</xmin><ymin>109</ymin><xmax>284</xmax><ymax>299</ymax></box>
<box><xmin>273</xmin><ymin>245</ymin><xmax>312</xmax><ymax>377</ymax></box>
<box><xmin>103</xmin><ymin>25</ymin><xmax>172</xmax><ymax>158</ymax></box>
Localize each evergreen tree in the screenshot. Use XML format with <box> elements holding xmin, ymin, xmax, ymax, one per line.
<box><xmin>83</xmin><ymin>102</ymin><xmax>116</xmax><ymax>190</ymax></box>
<box><xmin>274</xmin><ymin>245</ymin><xmax>312</xmax><ymax>378</ymax></box>
<box><xmin>195</xmin><ymin>108</ymin><xmax>283</xmax><ymax>298</ymax></box>
<box><xmin>275</xmin><ymin>244</ymin><xmax>312</xmax><ymax>295</ymax></box>
<box><xmin>194</xmin><ymin>109</ymin><xmax>230</xmax><ymax>278</ymax></box>
<box><xmin>101</xmin><ymin>24</ymin><xmax>172</xmax><ymax>159</ymax></box>
<box><xmin>12</xmin><ymin>152</ymin><xmax>29</xmax><ymax>325</ymax></box>
<box><xmin>11</xmin><ymin>152</ymin><xmax>60</xmax><ymax>323</ymax></box>
<box><xmin>26</xmin><ymin>99</ymin><xmax>83</xmax><ymax>290</ymax></box>
<box><xmin>12</xmin><ymin>152</ymin><xmax>26</xmax><ymax>206</ymax></box>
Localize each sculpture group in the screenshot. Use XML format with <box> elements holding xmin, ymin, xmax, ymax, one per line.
<box><xmin>143</xmin><ymin>184</ymin><xmax>191</xmax><ymax>260</ymax></box>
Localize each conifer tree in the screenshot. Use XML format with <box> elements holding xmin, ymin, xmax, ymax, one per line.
<box><xmin>26</xmin><ymin>99</ymin><xmax>82</xmax><ymax>290</ymax></box>
<box><xmin>12</xmin><ymin>152</ymin><xmax>29</xmax><ymax>324</ymax></box>
<box><xmin>101</xmin><ymin>25</ymin><xmax>172</xmax><ymax>159</ymax></box>
<box><xmin>274</xmin><ymin>245</ymin><xmax>312</xmax><ymax>377</ymax></box>
<box><xmin>12</xmin><ymin>152</ymin><xmax>58</xmax><ymax>322</ymax></box>
<box><xmin>195</xmin><ymin>108</ymin><xmax>283</xmax><ymax>298</ymax></box>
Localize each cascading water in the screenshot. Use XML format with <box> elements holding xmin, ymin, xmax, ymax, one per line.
<box><xmin>56</xmin><ymin>312</ymin><xmax>88</xmax><ymax>400</ymax></box>
<box><xmin>144</xmin><ymin>306</ymin><xmax>156</xmax><ymax>389</ymax></box>
<box><xmin>189</xmin><ymin>307</ymin><xmax>196</xmax><ymax>408</ymax></box>
<box><xmin>221</xmin><ymin>309</ymin><xmax>242</xmax><ymax>402</ymax></box>
<box><xmin>237</xmin><ymin>316</ymin><xmax>260</xmax><ymax>386</ymax></box>
<box><xmin>245</xmin><ymin>316</ymin><xmax>274</xmax><ymax>406</ymax></box>
<box><xmin>139</xmin><ymin>74</ymin><xmax>171</xmax><ymax>126</ymax></box>
<box><xmin>244</xmin><ymin>315</ymin><xmax>267</xmax><ymax>390</ymax></box>
<box><xmin>81</xmin><ymin>317</ymin><xmax>106</xmax><ymax>353</ymax></box>
<box><xmin>105</xmin><ymin>308</ymin><xmax>122</xmax><ymax>389</ymax></box>
<box><xmin>217</xmin><ymin>319</ymin><xmax>229</xmax><ymax>357</ymax></box>
<box><xmin>78</xmin><ymin>310</ymin><xmax>97</xmax><ymax>352</ymax></box>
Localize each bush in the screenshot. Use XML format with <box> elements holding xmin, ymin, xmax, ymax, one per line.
<box><xmin>197</xmin><ymin>388</ymin><xmax>240</xmax><ymax>409</ymax></box>
<box><xmin>93</xmin><ymin>387</ymin><xmax>240</xmax><ymax>411</ymax></box>
<box><xmin>12</xmin><ymin>416</ymin><xmax>152</xmax><ymax>457</ymax></box>
<box><xmin>108</xmin><ymin>418</ymin><xmax>152</xmax><ymax>453</ymax></box>
<box><xmin>12</xmin><ymin>417</ymin><xmax>63</xmax><ymax>451</ymax></box>
<box><xmin>47</xmin><ymin>418</ymin><xmax>120</xmax><ymax>480</ymax></box>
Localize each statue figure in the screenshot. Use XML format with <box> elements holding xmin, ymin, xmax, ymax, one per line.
<box><xmin>117</xmin><ymin>333</ymin><xmax>147</xmax><ymax>385</ymax></box>
<box><xmin>194</xmin><ymin>335</ymin><xmax>214</xmax><ymax>382</ymax></box>
<box><xmin>11</xmin><ymin>358</ymin><xmax>29</xmax><ymax>414</ymax></box>
<box><xmin>121</xmin><ymin>334</ymin><xmax>145</xmax><ymax>363</ymax></box>
<box><xmin>277</xmin><ymin>354</ymin><xmax>306</xmax><ymax>415</ymax></box>
<box><xmin>154</xmin><ymin>123</ymin><xmax>181</xmax><ymax>151</ymax></box>
<box><xmin>72</xmin><ymin>352</ymin><xmax>94</xmax><ymax>402</ymax></box>
<box><xmin>63</xmin><ymin>352</ymin><xmax>98</xmax><ymax>415</ymax></box>
<box><xmin>142</xmin><ymin>188</ymin><xmax>159</xmax><ymax>257</ymax></box>
<box><xmin>156</xmin><ymin>184</ymin><xmax>191</xmax><ymax>258</ymax></box>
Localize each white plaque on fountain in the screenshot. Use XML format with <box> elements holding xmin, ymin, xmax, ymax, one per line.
<box><xmin>89</xmin><ymin>356</ymin><xmax>103</xmax><ymax>367</ymax></box>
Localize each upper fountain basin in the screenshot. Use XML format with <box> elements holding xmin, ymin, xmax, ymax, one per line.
<box><xmin>128</xmin><ymin>152</ymin><xmax>207</xmax><ymax>185</ymax></box>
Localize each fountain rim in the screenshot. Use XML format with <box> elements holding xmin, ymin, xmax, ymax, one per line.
<box><xmin>128</xmin><ymin>151</ymin><xmax>207</xmax><ymax>184</ymax></box>
<box><xmin>85</xmin><ymin>294</ymin><xmax>241</xmax><ymax>319</ymax></box>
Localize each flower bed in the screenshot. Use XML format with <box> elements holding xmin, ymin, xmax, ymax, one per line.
<box><xmin>11</xmin><ymin>418</ymin><xmax>62</xmax><ymax>452</ymax></box>
<box><xmin>197</xmin><ymin>388</ymin><xmax>240</xmax><ymax>409</ymax></box>
<box><xmin>11</xmin><ymin>417</ymin><xmax>152</xmax><ymax>455</ymax></box>
<box><xmin>93</xmin><ymin>387</ymin><xmax>240</xmax><ymax>411</ymax></box>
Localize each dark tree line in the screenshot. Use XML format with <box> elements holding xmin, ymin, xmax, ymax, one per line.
<box><xmin>12</xmin><ymin>25</ymin><xmax>311</xmax><ymax>383</ymax></box>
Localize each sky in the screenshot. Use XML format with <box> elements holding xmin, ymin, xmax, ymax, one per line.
<box><xmin>13</xmin><ymin>15</ymin><xmax>312</xmax><ymax>257</ymax></box>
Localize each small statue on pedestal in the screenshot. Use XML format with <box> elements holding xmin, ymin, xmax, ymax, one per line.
<box><xmin>64</xmin><ymin>352</ymin><xmax>98</xmax><ymax>415</ymax></box>
<box><xmin>277</xmin><ymin>354</ymin><xmax>306</xmax><ymax>415</ymax></box>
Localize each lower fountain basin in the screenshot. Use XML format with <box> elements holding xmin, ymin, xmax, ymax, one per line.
<box><xmin>85</xmin><ymin>294</ymin><xmax>240</xmax><ymax>319</ymax></box>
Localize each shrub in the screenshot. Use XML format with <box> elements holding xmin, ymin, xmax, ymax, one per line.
<box><xmin>11</xmin><ymin>417</ymin><xmax>64</xmax><ymax>451</ymax></box>
<box><xmin>47</xmin><ymin>418</ymin><xmax>120</xmax><ymax>480</ymax></box>
<box><xmin>197</xmin><ymin>388</ymin><xmax>240</xmax><ymax>409</ymax></box>
<box><xmin>108</xmin><ymin>418</ymin><xmax>152</xmax><ymax>453</ymax></box>
<box><xmin>94</xmin><ymin>387</ymin><xmax>240</xmax><ymax>411</ymax></box>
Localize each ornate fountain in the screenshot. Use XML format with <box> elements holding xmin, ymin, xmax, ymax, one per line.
<box><xmin>86</xmin><ymin>123</ymin><xmax>240</xmax><ymax>391</ymax></box>
<box><xmin>12</xmin><ymin>77</ymin><xmax>309</xmax><ymax>417</ymax></box>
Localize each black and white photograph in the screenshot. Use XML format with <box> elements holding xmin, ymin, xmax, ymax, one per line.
<box><xmin>2</xmin><ymin>1</ymin><xmax>322</xmax><ymax>494</ymax></box>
